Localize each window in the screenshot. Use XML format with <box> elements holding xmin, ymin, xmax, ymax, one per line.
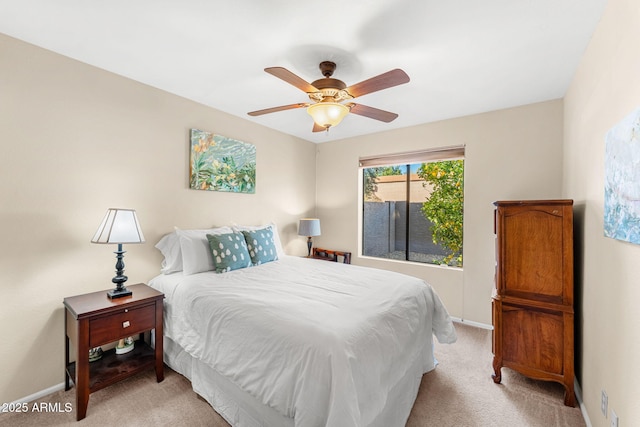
<box><xmin>360</xmin><ymin>146</ymin><xmax>464</xmax><ymax>267</ymax></box>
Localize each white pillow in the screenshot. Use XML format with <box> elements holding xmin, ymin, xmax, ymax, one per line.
<box><xmin>178</xmin><ymin>226</ymin><xmax>233</xmax><ymax>275</ymax></box>
<box><xmin>155</xmin><ymin>230</ymin><xmax>182</xmax><ymax>274</ymax></box>
<box><xmin>232</xmin><ymin>222</ymin><xmax>285</xmax><ymax>258</ymax></box>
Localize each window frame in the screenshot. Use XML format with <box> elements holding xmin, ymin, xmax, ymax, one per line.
<box><xmin>359</xmin><ymin>145</ymin><xmax>465</xmax><ymax>266</ymax></box>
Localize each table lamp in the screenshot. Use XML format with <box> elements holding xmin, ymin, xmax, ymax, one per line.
<box><xmin>298</xmin><ymin>218</ymin><xmax>321</xmax><ymax>257</ymax></box>
<box><xmin>91</xmin><ymin>208</ymin><xmax>145</xmax><ymax>298</ymax></box>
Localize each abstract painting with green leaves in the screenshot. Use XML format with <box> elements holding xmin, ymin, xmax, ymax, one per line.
<box><xmin>189</xmin><ymin>129</ymin><xmax>256</xmax><ymax>193</ymax></box>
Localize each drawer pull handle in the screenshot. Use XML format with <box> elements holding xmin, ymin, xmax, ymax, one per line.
<box><xmin>123</xmin><ymin>321</ymin><xmax>130</xmax><ymax>328</ymax></box>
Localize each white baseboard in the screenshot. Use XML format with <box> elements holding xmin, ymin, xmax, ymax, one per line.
<box><xmin>10</xmin><ymin>382</ymin><xmax>65</xmax><ymax>406</ymax></box>
<box><xmin>574</xmin><ymin>379</ymin><xmax>592</xmax><ymax>427</ymax></box>
<box><xmin>451</xmin><ymin>316</ymin><xmax>493</xmax><ymax>330</ymax></box>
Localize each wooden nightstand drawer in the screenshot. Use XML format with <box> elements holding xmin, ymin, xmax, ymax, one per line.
<box><xmin>89</xmin><ymin>303</ymin><xmax>155</xmax><ymax>347</ymax></box>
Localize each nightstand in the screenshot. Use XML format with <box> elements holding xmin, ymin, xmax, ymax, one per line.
<box><xmin>63</xmin><ymin>283</ymin><xmax>164</xmax><ymax>420</ymax></box>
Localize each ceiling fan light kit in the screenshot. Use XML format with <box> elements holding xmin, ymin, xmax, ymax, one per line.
<box><xmin>248</xmin><ymin>61</ymin><xmax>409</xmax><ymax>132</ymax></box>
<box><xmin>307</xmin><ymin>102</ymin><xmax>350</xmax><ymax>129</ymax></box>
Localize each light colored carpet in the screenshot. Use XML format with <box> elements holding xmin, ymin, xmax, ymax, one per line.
<box><xmin>411</xmin><ymin>323</ymin><xmax>585</xmax><ymax>427</ymax></box>
<box><xmin>1</xmin><ymin>323</ymin><xmax>585</xmax><ymax>426</ymax></box>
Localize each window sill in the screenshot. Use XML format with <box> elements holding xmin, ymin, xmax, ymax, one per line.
<box><xmin>357</xmin><ymin>255</ymin><xmax>463</xmax><ymax>271</ymax></box>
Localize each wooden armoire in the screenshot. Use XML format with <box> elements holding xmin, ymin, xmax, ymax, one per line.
<box><xmin>491</xmin><ymin>200</ymin><xmax>575</xmax><ymax>407</ymax></box>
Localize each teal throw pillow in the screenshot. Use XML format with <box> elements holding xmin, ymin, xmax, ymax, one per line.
<box><xmin>206</xmin><ymin>232</ymin><xmax>251</xmax><ymax>273</ymax></box>
<box><xmin>241</xmin><ymin>227</ymin><xmax>278</xmax><ymax>265</ymax></box>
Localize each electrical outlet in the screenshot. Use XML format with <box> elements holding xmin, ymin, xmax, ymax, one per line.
<box><xmin>601</xmin><ymin>390</ymin><xmax>608</xmax><ymax>417</ymax></box>
<box><xmin>610</xmin><ymin>409</ymin><xmax>619</xmax><ymax>427</ymax></box>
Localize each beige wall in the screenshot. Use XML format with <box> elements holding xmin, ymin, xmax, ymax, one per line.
<box><xmin>315</xmin><ymin>100</ymin><xmax>565</xmax><ymax>323</ymax></box>
<box><xmin>564</xmin><ymin>0</ymin><xmax>640</xmax><ymax>424</ymax></box>
<box><xmin>0</xmin><ymin>34</ymin><xmax>316</xmax><ymax>403</ymax></box>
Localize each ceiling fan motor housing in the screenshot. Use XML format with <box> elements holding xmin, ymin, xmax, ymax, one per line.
<box><xmin>308</xmin><ymin>83</ymin><xmax>352</xmax><ymax>103</ymax></box>
<box><xmin>308</xmin><ymin>61</ymin><xmax>353</xmax><ymax>102</ymax></box>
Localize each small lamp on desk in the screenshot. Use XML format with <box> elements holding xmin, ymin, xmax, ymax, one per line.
<box><xmin>298</xmin><ymin>218</ymin><xmax>321</xmax><ymax>257</ymax></box>
<box><xmin>91</xmin><ymin>208</ymin><xmax>145</xmax><ymax>299</ymax></box>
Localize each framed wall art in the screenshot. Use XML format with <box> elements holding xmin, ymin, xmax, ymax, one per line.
<box><xmin>189</xmin><ymin>128</ymin><xmax>256</xmax><ymax>194</ymax></box>
<box><xmin>604</xmin><ymin>107</ymin><xmax>640</xmax><ymax>244</ymax></box>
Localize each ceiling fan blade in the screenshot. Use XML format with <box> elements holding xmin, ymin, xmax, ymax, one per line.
<box><xmin>348</xmin><ymin>103</ymin><xmax>399</xmax><ymax>123</ymax></box>
<box><xmin>312</xmin><ymin>122</ymin><xmax>327</xmax><ymax>133</ymax></box>
<box><xmin>248</xmin><ymin>103</ymin><xmax>309</xmax><ymax>116</ymax></box>
<box><xmin>345</xmin><ymin>69</ymin><xmax>410</xmax><ymax>98</ymax></box>
<box><xmin>265</xmin><ymin>67</ymin><xmax>318</xmax><ymax>93</ymax></box>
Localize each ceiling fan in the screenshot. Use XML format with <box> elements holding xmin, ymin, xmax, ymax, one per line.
<box><xmin>248</xmin><ymin>61</ymin><xmax>410</xmax><ymax>132</ymax></box>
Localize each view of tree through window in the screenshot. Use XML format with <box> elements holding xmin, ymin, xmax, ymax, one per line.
<box><xmin>362</xmin><ymin>159</ymin><xmax>464</xmax><ymax>267</ymax></box>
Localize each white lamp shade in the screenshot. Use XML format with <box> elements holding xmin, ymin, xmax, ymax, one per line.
<box><xmin>307</xmin><ymin>103</ymin><xmax>349</xmax><ymax>129</ymax></box>
<box><xmin>298</xmin><ymin>218</ymin><xmax>321</xmax><ymax>237</ymax></box>
<box><xmin>91</xmin><ymin>208</ymin><xmax>145</xmax><ymax>244</ymax></box>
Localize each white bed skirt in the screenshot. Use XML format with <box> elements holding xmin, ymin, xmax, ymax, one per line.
<box><xmin>163</xmin><ymin>335</ymin><xmax>429</xmax><ymax>427</ymax></box>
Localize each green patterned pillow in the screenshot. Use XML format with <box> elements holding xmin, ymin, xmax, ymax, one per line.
<box><xmin>241</xmin><ymin>227</ymin><xmax>278</xmax><ymax>265</ymax></box>
<box><xmin>206</xmin><ymin>232</ymin><xmax>251</xmax><ymax>273</ymax></box>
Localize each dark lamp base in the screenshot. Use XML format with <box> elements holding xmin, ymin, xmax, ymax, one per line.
<box><xmin>107</xmin><ymin>287</ymin><xmax>132</xmax><ymax>299</ymax></box>
<box><xmin>109</xmin><ymin>244</ymin><xmax>132</xmax><ymax>299</ymax></box>
<box><xmin>307</xmin><ymin>237</ymin><xmax>313</xmax><ymax>257</ymax></box>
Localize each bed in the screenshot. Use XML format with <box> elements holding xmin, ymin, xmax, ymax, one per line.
<box><xmin>149</xmin><ymin>224</ymin><xmax>457</xmax><ymax>427</ymax></box>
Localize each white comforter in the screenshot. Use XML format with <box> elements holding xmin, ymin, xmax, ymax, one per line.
<box><xmin>150</xmin><ymin>256</ymin><xmax>456</xmax><ymax>427</ymax></box>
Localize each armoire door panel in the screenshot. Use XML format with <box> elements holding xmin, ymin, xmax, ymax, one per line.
<box><xmin>501</xmin><ymin>305</ymin><xmax>564</xmax><ymax>375</ymax></box>
<box><xmin>504</xmin><ymin>211</ymin><xmax>564</xmax><ymax>297</ymax></box>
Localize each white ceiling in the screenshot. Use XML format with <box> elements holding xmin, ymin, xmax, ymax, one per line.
<box><xmin>0</xmin><ymin>0</ymin><xmax>607</xmax><ymax>143</ymax></box>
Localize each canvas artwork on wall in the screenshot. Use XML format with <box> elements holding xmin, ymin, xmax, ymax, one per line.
<box><xmin>189</xmin><ymin>128</ymin><xmax>256</xmax><ymax>193</ymax></box>
<box><xmin>604</xmin><ymin>107</ymin><xmax>640</xmax><ymax>244</ymax></box>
